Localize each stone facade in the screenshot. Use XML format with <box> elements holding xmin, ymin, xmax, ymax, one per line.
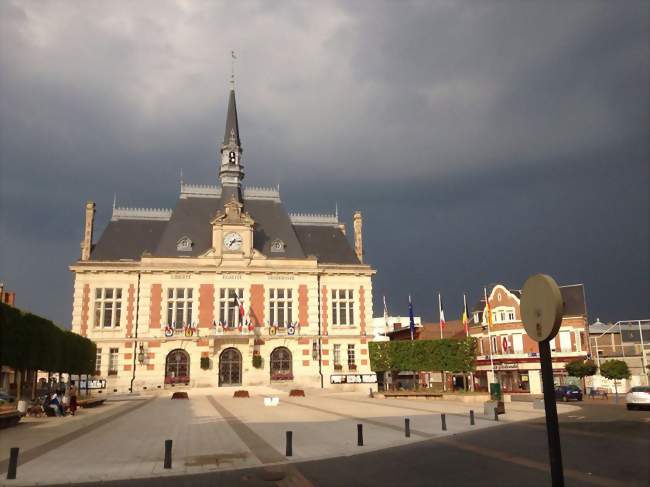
<box><xmin>69</xmin><ymin>87</ymin><xmax>377</xmax><ymax>393</ymax></box>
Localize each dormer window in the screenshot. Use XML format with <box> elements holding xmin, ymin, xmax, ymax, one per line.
<box><xmin>271</xmin><ymin>239</ymin><xmax>285</xmax><ymax>253</ymax></box>
<box><xmin>177</xmin><ymin>236</ymin><xmax>193</xmax><ymax>252</ymax></box>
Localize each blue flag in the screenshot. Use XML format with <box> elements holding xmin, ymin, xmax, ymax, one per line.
<box><xmin>408</xmin><ymin>295</ymin><xmax>415</xmax><ymax>340</ymax></box>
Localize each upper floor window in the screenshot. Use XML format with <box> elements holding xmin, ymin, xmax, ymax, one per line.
<box><xmin>167</xmin><ymin>288</ymin><xmax>193</xmax><ymax>328</ymax></box>
<box><xmin>508</xmin><ymin>311</ymin><xmax>515</xmax><ymax>321</ymax></box>
<box><xmin>332</xmin><ymin>289</ymin><xmax>354</xmax><ymax>326</ymax></box>
<box><xmin>219</xmin><ymin>288</ymin><xmax>244</xmax><ymax>327</ymax></box>
<box><xmin>94</xmin><ymin>288</ymin><xmax>122</xmax><ymax>328</ymax></box>
<box><xmin>269</xmin><ymin>288</ymin><xmax>293</xmax><ymax>326</ymax></box>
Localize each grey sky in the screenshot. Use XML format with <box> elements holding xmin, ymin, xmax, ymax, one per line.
<box><xmin>1</xmin><ymin>1</ymin><xmax>648</xmax><ymax>325</ymax></box>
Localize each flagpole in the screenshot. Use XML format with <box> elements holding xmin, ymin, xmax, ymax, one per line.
<box><xmin>484</xmin><ymin>287</ymin><xmax>496</xmax><ymax>381</ymax></box>
<box><xmin>463</xmin><ymin>294</ymin><xmax>469</xmax><ymax>337</ymax></box>
<box><xmin>438</xmin><ymin>293</ymin><xmax>443</xmax><ymax>339</ymax></box>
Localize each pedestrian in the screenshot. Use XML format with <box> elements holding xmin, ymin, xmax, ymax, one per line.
<box><xmin>68</xmin><ymin>381</ymin><xmax>78</xmax><ymax>416</ymax></box>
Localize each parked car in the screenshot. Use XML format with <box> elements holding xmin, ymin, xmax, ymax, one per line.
<box><xmin>555</xmin><ymin>385</ymin><xmax>583</xmax><ymax>402</ymax></box>
<box><xmin>625</xmin><ymin>386</ymin><xmax>650</xmax><ymax>410</ymax></box>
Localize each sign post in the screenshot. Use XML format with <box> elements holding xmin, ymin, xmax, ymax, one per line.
<box><xmin>521</xmin><ymin>274</ymin><xmax>565</xmax><ymax>487</ymax></box>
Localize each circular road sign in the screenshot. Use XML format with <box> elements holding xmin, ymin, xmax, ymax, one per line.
<box><xmin>520</xmin><ymin>274</ymin><xmax>564</xmax><ymax>343</ymax></box>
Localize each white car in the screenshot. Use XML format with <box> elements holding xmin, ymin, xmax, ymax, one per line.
<box><xmin>625</xmin><ymin>386</ymin><xmax>650</xmax><ymax>410</ymax></box>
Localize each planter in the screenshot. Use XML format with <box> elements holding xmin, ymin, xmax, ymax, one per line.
<box><xmin>234</xmin><ymin>390</ymin><xmax>250</xmax><ymax>398</ymax></box>
<box><xmin>200</xmin><ymin>357</ymin><xmax>211</xmax><ymax>370</ymax></box>
<box><xmin>252</xmin><ymin>355</ymin><xmax>263</xmax><ymax>369</ymax></box>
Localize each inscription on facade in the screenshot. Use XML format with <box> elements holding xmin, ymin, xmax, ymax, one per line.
<box><xmin>269</xmin><ymin>275</ymin><xmax>294</xmax><ymax>281</ymax></box>
<box><xmin>171</xmin><ymin>274</ymin><xmax>191</xmax><ymax>280</ymax></box>
<box><xmin>223</xmin><ymin>274</ymin><xmax>242</xmax><ymax>280</ymax></box>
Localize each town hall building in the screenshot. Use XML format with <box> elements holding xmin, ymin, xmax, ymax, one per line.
<box><xmin>70</xmin><ymin>86</ymin><xmax>377</xmax><ymax>392</ymax></box>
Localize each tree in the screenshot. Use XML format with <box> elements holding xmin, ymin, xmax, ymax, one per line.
<box><xmin>565</xmin><ymin>359</ymin><xmax>598</xmax><ymax>393</ymax></box>
<box><xmin>599</xmin><ymin>359</ymin><xmax>631</xmax><ymax>402</ymax></box>
<box><xmin>369</xmin><ymin>338</ymin><xmax>478</xmax><ymax>391</ymax></box>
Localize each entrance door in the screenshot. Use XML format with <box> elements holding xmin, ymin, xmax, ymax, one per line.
<box><xmin>219</xmin><ymin>348</ymin><xmax>242</xmax><ymax>386</ymax></box>
<box><xmin>165</xmin><ymin>349</ymin><xmax>190</xmax><ymax>385</ymax></box>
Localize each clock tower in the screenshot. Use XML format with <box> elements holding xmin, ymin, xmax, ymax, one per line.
<box><xmin>219</xmin><ymin>87</ymin><xmax>244</xmax><ymax>203</ymax></box>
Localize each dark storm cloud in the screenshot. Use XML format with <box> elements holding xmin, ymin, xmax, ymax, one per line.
<box><xmin>0</xmin><ymin>1</ymin><xmax>647</xmax><ymax>325</ymax></box>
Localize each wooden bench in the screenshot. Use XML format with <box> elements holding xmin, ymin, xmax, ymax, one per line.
<box><xmin>78</xmin><ymin>398</ymin><xmax>106</xmax><ymax>408</ymax></box>
<box><xmin>0</xmin><ymin>410</ymin><xmax>22</xmax><ymax>429</ymax></box>
<box><xmin>589</xmin><ymin>388</ymin><xmax>609</xmax><ymax>400</ymax></box>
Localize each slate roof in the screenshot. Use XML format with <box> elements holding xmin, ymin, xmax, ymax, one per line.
<box><xmin>293</xmin><ymin>225</ymin><xmax>360</xmax><ymax>264</ymax></box>
<box><xmin>90</xmin><ymin>220</ymin><xmax>167</xmax><ymax>261</ymax></box>
<box><xmin>89</xmin><ymin>195</ymin><xmax>358</xmax><ymax>264</ymax></box>
<box><xmin>223</xmin><ymin>89</ymin><xmax>241</xmax><ymax>147</ymax></box>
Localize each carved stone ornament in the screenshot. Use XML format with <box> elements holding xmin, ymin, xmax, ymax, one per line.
<box><xmin>211</xmin><ymin>196</ymin><xmax>254</xmax><ymax>226</ymax></box>
<box><xmin>176</xmin><ymin>236</ymin><xmax>193</xmax><ymax>252</ymax></box>
<box><xmin>271</xmin><ymin>239</ymin><xmax>285</xmax><ymax>253</ymax></box>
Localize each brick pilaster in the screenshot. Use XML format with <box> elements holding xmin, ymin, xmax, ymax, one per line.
<box><xmin>126</xmin><ymin>284</ymin><xmax>135</xmax><ymax>336</ymax></box>
<box><xmin>80</xmin><ymin>284</ymin><xmax>90</xmax><ymax>337</ymax></box>
<box><xmin>298</xmin><ymin>284</ymin><xmax>308</xmax><ymax>326</ymax></box>
<box><xmin>250</xmin><ymin>284</ymin><xmax>265</xmax><ymax>326</ymax></box>
<box><xmin>199</xmin><ymin>284</ymin><xmax>214</xmax><ymax>328</ymax></box>
<box><xmin>321</xmin><ymin>285</ymin><xmax>328</xmax><ymax>335</ymax></box>
<box><xmin>149</xmin><ymin>284</ymin><xmax>162</xmax><ymax>329</ymax></box>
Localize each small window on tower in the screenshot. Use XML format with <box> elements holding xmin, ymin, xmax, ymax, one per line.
<box><xmin>177</xmin><ymin>236</ymin><xmax>193</xmax><ymax>252</ymax></box>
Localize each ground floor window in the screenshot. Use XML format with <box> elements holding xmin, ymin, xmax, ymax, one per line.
<box><xmin>108</xmin><ymin>348</ymin><xmax>119</xmax><ymax>375</ymax></box>
<box><xmin>165</xmin><ymin>349</ymin><xmax>190</xmax><ymax>384</ymax></box>
<box><xmin>270</xmin><ymin>347</ymin><xmax>293</xmax><ymax>381</ymax></box>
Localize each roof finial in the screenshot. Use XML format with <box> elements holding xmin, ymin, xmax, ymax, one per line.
<box><xmin>113</xmin><ymin>192</ymin><xmax>117</xmax><ymax>210</ymax></box>
<box><xmin>335</xmin><ymin>202</ymin><xmax>339</xmax><ymax>220</ymax></box>
<box><xmin>230</xmin><ymin>50</ymin><xmax>237</xmax><ymax>89</ymax></box>
<box><xmin>180</xmin><ymin>168</ymin><xmax>184</xmax><ymax>188</ymax></box>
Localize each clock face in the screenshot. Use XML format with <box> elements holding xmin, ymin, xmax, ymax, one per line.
<box><xmin>223</xmin><ymin>232</ymin><xmax>243</xmax><ymax>251</ymax></box>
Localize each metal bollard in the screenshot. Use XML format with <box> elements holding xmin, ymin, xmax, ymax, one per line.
<box><xmin>164</xmin><ymin>439</ymin><xmax>172</xmax><ymax>469</ymax></box>
<box><xmin>6</xmin><ymin>447</ymin><xmax>19</xmax><ymax>480</ymax></box>
<box><xmin>494</xmin><ymin>408</ymin><xmax>499</xmax><ymax>422</ymax></box>
<box><xmin>441</xmin><ymin>413</ymin><xmax>447</xmax><ymax>431</ymax></box>
<box><xmin>286</xmin><ymin>431</ymin><xmax>293</xmax><ymax>457</ymax></box>
<box><xmin>470</xmin><ymin>410</ymin><xmax>475</xmax><ymax>426</ymax></box>
<box><xmin>405</xmin><ymin>418</ymin><xmax>410</xmax><ymax>438</ymax></box>
<box><xmin>357</xmin><ymin>423</ymin><xmax>364</xmax><ymax>446</ymax></box>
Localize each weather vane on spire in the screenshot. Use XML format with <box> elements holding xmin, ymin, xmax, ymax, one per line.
<box><xmin>230</xmin><ymin>50</ymin><xmax>237</xmax><ymax>88</ymax></box>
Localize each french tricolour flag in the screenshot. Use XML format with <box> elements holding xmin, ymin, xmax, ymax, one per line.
<box><xmin>234</xmin><ymin>295</ymin><xmax>245</xmax><ymax>319</ymax></box>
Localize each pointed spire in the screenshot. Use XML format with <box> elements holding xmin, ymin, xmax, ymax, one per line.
<box><xmin>222</xmin><ymin>88</ymin><xmax>241</xmax><ymax>148</ymax></box>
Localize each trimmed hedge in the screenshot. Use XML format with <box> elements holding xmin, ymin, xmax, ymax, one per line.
<box><xmin>369</xmin><ymin>337</ymin><xmax>477</xmax><ymax>373</ymax></box>
<box><xmin>0</xmin><ymin>302</ymin><xmax>96</xmax><ymax>374</ymax></box>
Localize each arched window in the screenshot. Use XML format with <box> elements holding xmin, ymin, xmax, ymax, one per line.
<box><xmin>165</xmin><ymin>349</ymin><xmax>190</xmax><ymax>384</ymax></box>
<box><xmin>219</xmin><ymin>348</ymin><xmax>242</xmax><ymax>386</ymax></box>
<box><xmin>270</xmin><ymin>347</ymin><xmax>293</xmax><ymax>381</ymax></box>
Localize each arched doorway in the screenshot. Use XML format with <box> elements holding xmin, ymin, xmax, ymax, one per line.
<box><xmin>165</xmin><ymin>349</ymin><xmax>190</xmax><ymax>385</ymax></box>
<box><xmin>219</xmin><ymin>348</ymin><xmax>242</xmax><ymax>386</ymax></box>
<box><xmin>270</xmin><ymin>347</ymin><xmax>293</xmax><ymax>381</ymax></box>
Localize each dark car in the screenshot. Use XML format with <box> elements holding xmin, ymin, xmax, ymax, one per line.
<box><xmin>555</xmin><ymin>385</ymin><xmax>583</xmax><ymax>402</ymax></box>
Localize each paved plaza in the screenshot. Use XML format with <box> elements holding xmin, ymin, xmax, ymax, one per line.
<box><xmin>0</xmin><ymin>387</ymin><xmax>579</xmax><ymax>486</ymax></box>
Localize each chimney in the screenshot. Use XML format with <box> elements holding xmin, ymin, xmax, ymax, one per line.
<box><xmin>353</xmin><ymin>210</ymin><xmax>363</xmax><ymax>263</ymax></box>
<box><xmin>81</xmin><ymin>200</ymin><xmax>96</xmax><ymax>261</ymax></box>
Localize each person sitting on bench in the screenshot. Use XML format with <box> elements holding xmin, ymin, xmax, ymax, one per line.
<box><xmin>46</xmin><ymin>393</ymin><xmax>64</xmax><ymax>416</ymax></box>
